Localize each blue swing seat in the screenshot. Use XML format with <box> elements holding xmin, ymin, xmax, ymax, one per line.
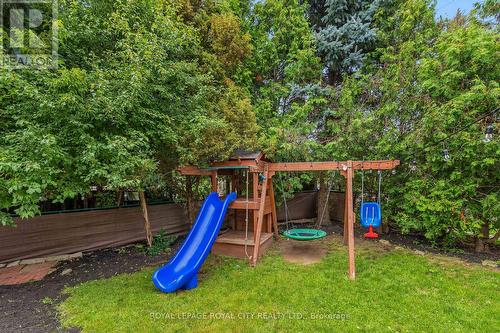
<box><xmin>360</xmin><ymin>202</ymin><xmax>381</xmax><ymax>228</ymax></box>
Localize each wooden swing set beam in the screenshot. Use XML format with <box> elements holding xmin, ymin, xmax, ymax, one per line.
<box><xmin>178</xmin><ymin>160</ymin><xmax>399</xmax><ymax>176</ymax></box>
<box><xmin>267</xmin><ymin>160</ymin><xmax>399</xmax><ymax>172</ymax></box>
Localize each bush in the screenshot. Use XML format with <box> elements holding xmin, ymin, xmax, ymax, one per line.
<box><xmin>145</xmin><ymin>230</ymin><xmax>178</xmax><ymax>256</ymax></box>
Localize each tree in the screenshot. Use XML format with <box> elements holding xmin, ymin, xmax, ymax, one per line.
<box><xmin>318</xmin><ymin>0</ymin><xmax>499</xmax><ymax>250</ymax></box>
<box><xmin>0</xmin><ymin>0</ymin><xmax>257</xmax><ymax>229</ymax></box>
<box><xmin>408</xmin><ymin>18</ymin><xmax>499</xmax><ymax>250</ymax></box>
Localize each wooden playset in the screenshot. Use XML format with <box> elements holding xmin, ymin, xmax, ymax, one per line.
<box><xmin>178</xmin><ymin>151</ymin><xmax>399</xmax><ymax>280</ymax></box>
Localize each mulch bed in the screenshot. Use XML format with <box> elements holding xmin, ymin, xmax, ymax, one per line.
<box><xmin>0</xmin><ymin>242</ymin><xmax>179</xmax><ymax>333</ymax></box>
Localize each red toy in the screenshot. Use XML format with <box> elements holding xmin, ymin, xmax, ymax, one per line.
<box><xmin>364</xmin><ymin>225</ymin><xmax>378</xmax><ymax>238</ymax></box>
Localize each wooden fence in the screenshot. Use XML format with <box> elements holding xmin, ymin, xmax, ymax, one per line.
<box><xmin>0</xmin><ymin>191</ymin><xmax>345</xmax><ymax>263</ymax></box>
<box><xmin>0</xmin><ymin>203</ymin><xmax>190</xmax><ymax>263</ymax></box>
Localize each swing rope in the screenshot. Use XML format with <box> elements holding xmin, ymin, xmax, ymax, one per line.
<box><xmin>317</xmin><ymin>171</ymin><xmax>335</xmax><ymax>228</ymax></box>
<box><xmin>361</xmin><ymin>160</ymin><xmax>382</xmax><ymax>203</ymax></box>
<box><xmin>279</xmin><ymin>171</ymin><xmax>327</xmax><ymax>241</ymax></box>
<box><xmin>377</xmin><ymin>169</ymin><xmax>382</xmax><ymax>204</ymax></box>
<box><xmin>361</xmin><ymin>161</ymin><xmax>365</xmax><ymax>206</ymax></box>
<box><xmin>244</xmin><ymin>169</ymin><xmax>251</xmax><ymax>259</ymax></box>
<box><xmin>279</xmin><ymin>172</ymin><xmax>290</xmax><ymax>232</ymax></box>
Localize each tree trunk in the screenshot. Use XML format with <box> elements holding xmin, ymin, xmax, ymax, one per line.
<box><xmin>474</xmin><ymin>221</ymin><xmax>490</xmax><ymax>253</ymax></box>
<box><xmin>139</xmin><ymin>191</ymin><xmax>153</xmax><ymax>247</ymax></box>
<box><xmin>328</xmin><ymin>67</ymin><xmax>341</xmax><ymax>86</ymax></box>
<box><xmin>186</xmin><ymin>176</ymin><xmax>196</xmax><ymax>226</ymax></box>
<box><xmin>381</xmin><ymin>221</ymin><xmax>390</xmax><ymax>234</ymax></box>
<box><xmin>317</xmin><ymin>171</ymin><xmax>331</xmax><ymax>226</ymax></box>
<box><xmin>116</xmin><ymin>191</ymin><xmax>123</xmax><ymax>208</ymax></box>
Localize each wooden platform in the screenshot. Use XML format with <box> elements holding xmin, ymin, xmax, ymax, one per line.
<box><xmin>229</xmin><ymin>198</ymin><xmax>260</xmax><ymax>210</ymax></box>
<box><xmin>229</xmin><ymin>197</ymin><xmax>271</xmax><ymax>211</ymax></box>
<box><xmin>212</xmin><ymin>230</ymin><xmax>273</xmax><ymax>260</ymax></box>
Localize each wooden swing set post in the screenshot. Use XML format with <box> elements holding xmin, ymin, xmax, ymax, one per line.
<box><xmin>346</xmin><ymin>161</ymin><xmax>355</xmax><ymax>280</ymax></box>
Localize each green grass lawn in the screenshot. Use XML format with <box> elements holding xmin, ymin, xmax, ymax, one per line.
<box><xmin>58</xmin><ymin>238</ymin><xmax>500</xmax><ymax>332</ymax></box>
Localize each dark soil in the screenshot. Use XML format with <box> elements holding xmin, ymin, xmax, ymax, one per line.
<box><xmin>379</xmin><ymin>228</ymin><xmax>499</xmax><ymax>262</ymax></box>
<box><xmin>0</xmin><ymin>242</ymin><xmax>180</xmax><ymax>333</ymax></box>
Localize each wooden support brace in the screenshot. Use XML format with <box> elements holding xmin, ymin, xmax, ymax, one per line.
<box><xmin>251</xmin><ymin>165</ymin><xmax>269</xmax><ymax>266</ymax></box>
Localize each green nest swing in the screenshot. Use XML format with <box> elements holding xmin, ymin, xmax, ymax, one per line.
<box><xmin>279</xmin><ymin>172</ymin><xmax>333</xmax><ymax>242</ymax></box>
<box><xmin>282</xmin><ymin>228</ymin><xmax>327</xmax><ymax>241</ymax></box>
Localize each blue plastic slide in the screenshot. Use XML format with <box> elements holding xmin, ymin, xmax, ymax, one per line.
<box><xmin>152</xmin><ymin>192</ymin><xmax>236</xmax><ymax>293</ymax></box>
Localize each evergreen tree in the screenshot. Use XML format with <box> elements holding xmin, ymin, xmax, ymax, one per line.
<box><xmin>312</xmin><ymin>0</ymin><xmax>382</xmax><ymax>83</ymax></box>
